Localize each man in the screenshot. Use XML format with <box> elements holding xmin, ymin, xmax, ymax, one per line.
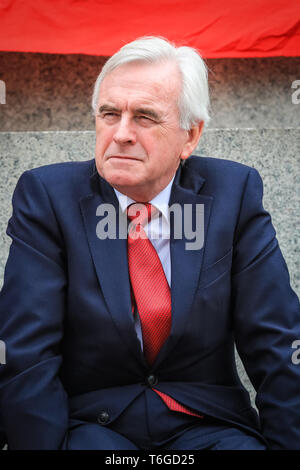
<box><xmin>0</xmin><ymin>36</ymin><xmax>299</xmax><ymax>450</ymax></box>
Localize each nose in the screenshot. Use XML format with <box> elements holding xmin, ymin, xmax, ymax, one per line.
<box><xmin>113</xmin><ymin>115</ymin><xmax>136</xmax><ymax>145</ymax></box>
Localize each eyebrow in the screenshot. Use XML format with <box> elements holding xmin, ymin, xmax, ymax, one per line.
<box><xmin>98</xmin><ymin>104</ymin><xmax>120</xmax><ymax>114</ymax></box>
<box><xmin>135</xmin><ymin>107</ymin><xmax>161</xmax><ymax>121</ymax></box>
<box><xmin>98</xmin><ymin>104</ymin><xmax>161</xmax><ymax>121</ymax></box>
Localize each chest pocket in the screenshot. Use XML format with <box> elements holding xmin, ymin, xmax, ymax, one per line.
<box><xmin>198</xmin><ymin>247</ymin><xmax>233</xmax><ymax>290</ymax></box>
<box><xmin>192</xmin><ymin>247</ymin><xmax>234</xmax><ymax>347</ymax></box>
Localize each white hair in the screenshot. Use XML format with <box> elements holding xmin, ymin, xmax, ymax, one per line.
<box><xmin>91</xmin><ymin>36</ymin><xmax>210</xmax><ymax>130</ymax></box>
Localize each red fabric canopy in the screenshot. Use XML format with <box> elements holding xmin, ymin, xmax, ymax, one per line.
<box><xmin>0</xmin><ymin>0</ymin><xmax>299</xmax><ymax>57</ymax></box>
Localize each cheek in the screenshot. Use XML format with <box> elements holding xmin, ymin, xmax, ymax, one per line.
<box><xmin>148</xmin><ymin>130</ymin><xmax>184</xmax><ymax>162</ymax></box>
<box><xmin>143</xmin><ymin>128</ymin><xmax>170</xmax><ymax>153</ymax></box>
<box><xmin>153</xmin><ymin>124</ymin><xmax>185</xmax><ymax>148</ymax></box>
<box><xmin>95</xmin><ymin>140</ymin><xmax>104</xmax><ymax>162</ymax></box>
<box><xmin>95</xmin><ymin>127</ymin><xmax>112</xmax><ymax>154</ymax></box>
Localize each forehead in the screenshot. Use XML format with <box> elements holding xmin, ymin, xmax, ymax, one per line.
<box><xmin>98</xmin><ymin>60</ymin><xmax>181</xmax><ymax>109</ymax></box>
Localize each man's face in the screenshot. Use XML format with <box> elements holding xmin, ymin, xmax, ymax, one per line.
<box><xmin>95</xmin><ymin>60</ymin><xmax>201</xmax><ymax>201</ymax></box>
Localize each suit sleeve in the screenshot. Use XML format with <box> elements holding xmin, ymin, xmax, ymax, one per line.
<box><xmin>232</xmin><ymin>167</ymin><xmax>300</xmax><ymax>449</ymax></box>
<box><xmin>0</xmin><ymin>170</ymin><xmax>69</xmax><ymax>449</ymax></box>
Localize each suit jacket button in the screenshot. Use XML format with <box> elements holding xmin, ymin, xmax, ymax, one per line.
<box><xmin>97</xmin><ymin>411</ymin><xmax>110</xmax><ymax>425</ymax></box>
<box><xmin>147</xmin><ymin>374</ymin><xmax>158</xmax><ymax>386</ymax></box>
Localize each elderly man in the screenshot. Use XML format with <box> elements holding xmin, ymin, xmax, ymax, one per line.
<box><xmin>0</xmin><ymin>36</ymin><xmax>299</xmax><ymax>450</ymax></box>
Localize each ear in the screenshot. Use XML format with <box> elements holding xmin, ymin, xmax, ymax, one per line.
<box><xmin>180</xmin><ymin>121</ymin><xmax>204</xmax><ymax>161</ymax></box>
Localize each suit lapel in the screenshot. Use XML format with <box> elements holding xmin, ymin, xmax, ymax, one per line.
<box><xmin>79</xmin><ymin>170</ymin><xmax>146</xmax><ymax>365</ymax></box>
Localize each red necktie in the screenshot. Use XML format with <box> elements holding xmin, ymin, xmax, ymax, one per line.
<box><xmin>127</xmin><ymin>203</ymin><xmax>203</xmax><ymax>419</ymax></box>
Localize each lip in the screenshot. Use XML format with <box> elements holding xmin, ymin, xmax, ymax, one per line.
<box><xmin>108</xmin><ymin>155</ymin><xmax>142</xmax><ymax>161</ymax></box>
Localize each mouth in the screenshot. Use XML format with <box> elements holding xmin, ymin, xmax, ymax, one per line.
<box><xmin>107</xmin><ymin>155</ymin><xmax>142</xmax><ymax>162</ymax></box>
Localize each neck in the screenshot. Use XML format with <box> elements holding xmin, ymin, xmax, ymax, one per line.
<box><xmin>112</xmin><ymin>176</ymin><xmax>175</xmax><ymax>203</ymax></box>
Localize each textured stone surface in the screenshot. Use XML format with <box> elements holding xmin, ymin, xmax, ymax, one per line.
<box><xmin>0</xmin><ymin>52</ymin><xmax>299</xmax><ymax>130</ymax></box>
<box><xmin>0</xmin><ymin>128</ymin><xmax>299</xmax><ymax>405</ymax></box>
<box><xmin>208</xmin><ymin>57</ymin><xmax>300</xmax><ymax>128</ymax></box>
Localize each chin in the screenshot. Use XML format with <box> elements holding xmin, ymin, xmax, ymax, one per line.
<box><xmin>105</xmin><ymin>172</ymin><xmax>141</xmax><ymax>190</ymax></box>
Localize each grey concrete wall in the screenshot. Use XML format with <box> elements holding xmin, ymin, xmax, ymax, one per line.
<box><xmin>0</xmin><ymin>52</ymin><xmax>299</xmax><ymax>130</ymax></box>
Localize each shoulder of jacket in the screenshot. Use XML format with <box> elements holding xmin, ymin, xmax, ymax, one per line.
<box><xmin>27</xmin><ymin>159</ymin><xmax>95</xmax><ymax>181</ymax></box>
<box><xmin>188</xmin><ymin>154</ymin><xmax>254</xmax><ymax>175</ymax></box>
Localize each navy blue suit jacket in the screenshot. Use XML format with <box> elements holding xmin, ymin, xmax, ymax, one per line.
<box><xmin>0</xmin><ymin>155</ymin><xmax>299</xmax><ymax>449</ymax></box>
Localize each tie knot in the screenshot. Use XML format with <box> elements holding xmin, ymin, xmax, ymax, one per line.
<box><xmin>127</xmin><ymin>203</ymin><xmax>157</xmax><ymax>227</ymax></box>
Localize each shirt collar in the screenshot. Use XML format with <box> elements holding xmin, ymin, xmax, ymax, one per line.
<box><xmin>113</xmin><ymin>176</ymin><xmax>175</xmax><ymax>224</ymax></box>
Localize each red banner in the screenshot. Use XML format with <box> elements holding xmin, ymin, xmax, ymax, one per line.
<box><xmin>0</xmin><ymin>0</ymin><xmax>299</xmax><ymax>57</ymax></box>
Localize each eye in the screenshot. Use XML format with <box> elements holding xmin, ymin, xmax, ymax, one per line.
<box><xmin>137</xmin><ymin>115</ymin><xmax>154</xmax><ymax>125</ymax></box>
<box><xmin>100</xmin><ymin>112</ymin><xmax>119</xmax><ymax>122</ymax></box>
